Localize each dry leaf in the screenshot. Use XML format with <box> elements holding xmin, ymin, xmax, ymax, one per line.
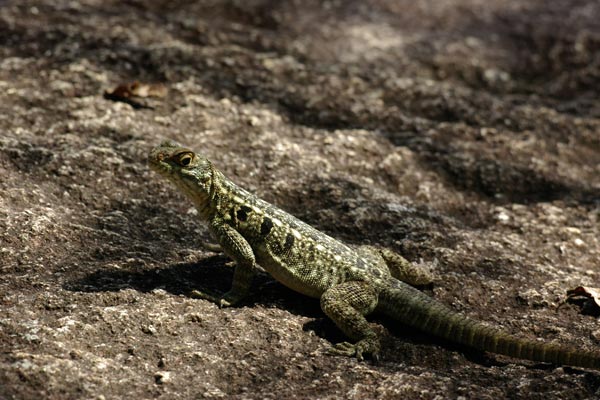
<box><xmin>104</xmin><ymin>81</ymin><xmax>167</xmax><ymax>109</ymax></box>
<box><xmin>566</xmin><ymin>286</ymin><xmax>600</xmax><ymax>317</ymax></box>
<box><xmin>129</xmin><ymin>82</ymin><xmax>167</xmax><ymax>98</ymax></box>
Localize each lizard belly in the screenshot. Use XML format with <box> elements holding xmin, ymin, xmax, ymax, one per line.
<box><xmin>255</xmin><ymin>250</ymin><xmax>331</xmax><ymax>298</ymax></box>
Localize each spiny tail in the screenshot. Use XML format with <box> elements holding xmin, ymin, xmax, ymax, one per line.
<box><xmin>379</xmin><ymin>280</ymin><xmax>600</xmax><ymax>369</ymax></box>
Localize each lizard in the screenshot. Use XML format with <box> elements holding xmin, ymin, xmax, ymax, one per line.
<box><xmin>148</xmin><ymin>140</ymin><xmax>600</xmax><ymax>369</ymax></box>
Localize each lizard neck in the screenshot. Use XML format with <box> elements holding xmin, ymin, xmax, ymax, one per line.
<box><xmin>191</xmin><ymin>163</ymin><xmax>221</xmax><ymax>221</ymax></box>
<box><xmin>198</xmin><ymin>167</ymin><xmax>242</xmax><ymax>221</ymax></box>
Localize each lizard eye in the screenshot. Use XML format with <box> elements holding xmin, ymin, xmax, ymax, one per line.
<box><xmin>178</xmin><ymin>152</ymin><xmax>194</xmax><ymax>167</ymax></box>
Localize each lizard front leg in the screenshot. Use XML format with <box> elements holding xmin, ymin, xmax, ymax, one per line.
<box><xmin>320</xmin><ymin>280</ymin><xmax>380</xmax><ymax>361</ymax></box>
<box><xmin>191</xmin><ymin>216</ymin><xmax>256</xmax><ymax>307</ymax></box>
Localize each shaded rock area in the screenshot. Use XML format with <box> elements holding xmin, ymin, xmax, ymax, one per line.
<box><xmin>1</xmin><ymin>0</ymin><xmax>600</xmax><ymax>398</ymax></box>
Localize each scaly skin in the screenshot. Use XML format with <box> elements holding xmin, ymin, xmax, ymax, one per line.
<box><xmin>148</xmin><ymin>140</ymin><xmax>600</xmax><ymax>368</ymax></box>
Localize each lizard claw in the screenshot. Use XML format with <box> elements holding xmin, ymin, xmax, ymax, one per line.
<box><xmin>327</xmin><ymin>339</ymin><xmax>380</xmax><ymax>362</ymax></box>
<box><xmin>217</xmin><ymin>298</ymin><xmax>233</xmax><ymax>308</ymax></box>
<box><xmin>371</xmin><ymin>352</ymin><xmax>380</xmax><ymax>364</ymax></box>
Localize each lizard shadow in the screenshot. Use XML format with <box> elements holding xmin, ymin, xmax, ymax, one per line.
<box><xmin>65</xmin><ymin>255</ymin><xmax>231</xmax><ymax>295</ymax></box>
<box><xmin>64</xmin><ymin>254</ymin><xmax>324</xmax><ymax>319</ymax></box>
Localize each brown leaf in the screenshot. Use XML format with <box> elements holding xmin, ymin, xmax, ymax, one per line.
<box><xmin>103</xmin><ymin>81</ymin><xmax>167</xmax><ymax>109</ymax></box>
<box><xmin>128</xmin><ymin>82</ymin><xmax>167</xmax><ymax>98</ymax></box>
<box><xmin>566</xmin><ymin>286</ymin><xmax>600</xmax><ymax>317</ymax></box>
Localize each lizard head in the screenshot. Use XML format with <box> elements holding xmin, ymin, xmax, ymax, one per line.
<box><xmin>148</xmin><ymin>140</ymin><xmax>214</xmax><ymax>206</ymax></box>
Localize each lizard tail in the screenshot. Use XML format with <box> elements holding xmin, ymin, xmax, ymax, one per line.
<box><xmin>379</xmin><ymin>280</ymin><xmax>600</xmax><ymax>369</ymax></box>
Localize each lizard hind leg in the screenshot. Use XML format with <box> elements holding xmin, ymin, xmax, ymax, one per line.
<box><xmin>358</xmin><ymin>245</ymin><xmax>434</xmax><ymax>287</ymax></box>
<box><xmin>320</xmin><ymin>280</ymin><xmax>380</xmax><ymax>361</ymax></box>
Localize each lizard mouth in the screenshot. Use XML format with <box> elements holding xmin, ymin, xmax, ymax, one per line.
<box><xmin>148</xmin><ymin>154</ymin><xmax>171</xmax><ymax>176</ymax></box>
<box><xmin>148</xmin><ymin>151</ymin><xmax>168</xmax><ymax>172</ymax></box>
<box><xmin>148</xmin><ymin>141</ymin><xmax>183</xmax><ymax>175</ymax></box>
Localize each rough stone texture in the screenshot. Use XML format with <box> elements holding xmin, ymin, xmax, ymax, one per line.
<box><xmin>1</xmin><ymin>0</ymin><xmax>600</xmax><ymax>399</ymax></box>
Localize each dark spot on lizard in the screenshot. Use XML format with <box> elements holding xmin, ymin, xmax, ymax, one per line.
<box><xmin>355</xmin><ymin>258</ymin><xmax>368</xmax><ymax>270</ymax></box>
<box><xmin>284</xmin><ymin>233</ymin><xmax>295</xmax><ymax>251</ymax></box>
<box><xmin>260</xmin><ymin>217</ymin><xmax>273</xmax><ymax>235</ymax></box>
<box><xmin>372</xmin><ymin>268</ymin><xmax>382</xmax><ymax>277</ymax></box>
<box><xmin>236</xmin><ymin>205</ymin><xmax>252</xmax><ymax>222</ymax></box>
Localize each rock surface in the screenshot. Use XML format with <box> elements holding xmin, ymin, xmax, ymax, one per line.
<box><xmin>1</xmin><ymin>1</ymin><xmax>600</xmax><ymax>398</ymax></box>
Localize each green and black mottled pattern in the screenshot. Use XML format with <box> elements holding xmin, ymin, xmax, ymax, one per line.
<box><xmin>149</xmin><ymin>140</ymin><xmax>600</xmax><ymax>369</ymax></box>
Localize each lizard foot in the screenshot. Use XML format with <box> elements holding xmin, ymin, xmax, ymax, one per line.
<box><xmin>327</xmin><ymin>338</ymin><xmax>380</xmax><ymax>362</ymax></box>
<box><xmin>189</xmin><ymin>290</ymin><xmax>235</xmax><ymax>307</ymax></box>
<box><xmin>190</xmin><ymin>289</ymin><xmax>246</xmax><ymax>307</ymax></box>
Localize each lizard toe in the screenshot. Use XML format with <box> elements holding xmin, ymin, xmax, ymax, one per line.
<box><xmin>189</xmin><ymin>289</ymin><xmax>219</xmax><ymax>302</ymax></box>
<box><xmin>189</xmin><ymin>290</ymin><xmax>236</xmax><ymax>308</ymax></box>
<box><xmin>220</xmin><ymin>290</ymin><xmax>246</xmax><ymax>307</ymax></box>
<box><xmin>327</xmin><ymin>342</ymin><xmax>357</xmax><ymax>357</ymax></box>
<box><xmin>327</xmin><ymin>338</ymin><xmax>380</xmax><ymax>361</ymax></box>
<box><xmin>355</xmin><ymin>338</ymin><xmax>380</xmax><ymax>362</ymax></box>
<box><xmin>218</xmin><ymin>298</ymin><xmax>233</xmax><ymax>308</ymax></box>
